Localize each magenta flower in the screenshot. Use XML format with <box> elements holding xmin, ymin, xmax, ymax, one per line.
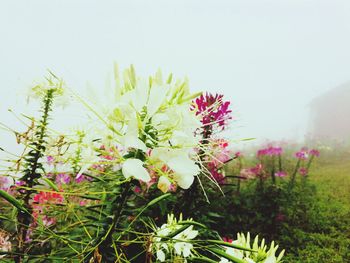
<box><xmin>0</xmin><ymin>176</ymin><xmax>11</xmax><ymax>191</ymax></box>
<box><xmin>309</xmin><ymin>149</ymin><xmax>320</xmax><ymax>157</ymax></box>
<box><xmin>295</xmin><ymin>148</ymin><xmax>308</xmax><ymax>160</ymax></box>
<box><xmin>47</xmin><ymin>155</ymin><xmax>55</xmax><ymax>165</ymax></box>
<box><xmin>193</xmin><ymin>92</ymin><xmax>232</xmax><ymax>131</ymax></box>
<box><xmin>234</xmin><ymin>151</ymin><xmax>242</xmax><ymax>158</ymax></box>
<box><xmin>275</xmin><ymin>171</ymin><xmax>287</xmax><ymax>177</ymax></box>
<box><xmin>75</xmin><ymin>174</ymin><xmax>91</xmax><ymax>183</ymax></box>
<box><xmin>257</xmin><ymin>146</ymin><xmax>283</xmax><ymax>157</ymax></box>
<box><xmin>55</xmin><ymin>173</ymin><xmax>71</xmax><ymax>185</ymax></box>
<box><xmin>275</xmin><ymin>212</ymin><xmax>286</xmax><ymax>222</ymax></box>
<box><xmin>298</xmin><ymin>167</ymin><xmax>308</xmax><ymax>176</ymax></box>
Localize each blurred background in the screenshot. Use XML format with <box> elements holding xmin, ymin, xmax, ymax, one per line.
<box><xmin>1</xmin><ymin>0</ymin><xmax>350</xmax><ymax>145</ymax></box>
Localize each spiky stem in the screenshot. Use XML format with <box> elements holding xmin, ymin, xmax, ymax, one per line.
<box><xmin>15</xmin><ymin>89</ymin><xmax>54</xmax><ymax>262</ymax></box>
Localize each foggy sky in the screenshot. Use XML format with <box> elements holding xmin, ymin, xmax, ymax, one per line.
<box><xmin>1</xmin><ymin>0</ymin><xmax>350</xmax><ymax>145</ymax></box>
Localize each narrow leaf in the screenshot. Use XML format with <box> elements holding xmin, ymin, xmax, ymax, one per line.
<box><xmin>0</xmin><ymin>190</ymin><xmax>29</xmax><ymax>214</ymax></box>
<box><xmin>42</xmin><ymin>177</ymin><xmax>59</xmax><ymax>191</ymax></box>
<box><xmin>207</xmin><ymin>247</ymin><xmax>247</xmax><ymax>263</ymax></box>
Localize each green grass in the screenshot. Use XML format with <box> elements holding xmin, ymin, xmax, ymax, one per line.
<box><xmin>283</xmin><ymin>153</ymin><xmax>350</xmax><ymax>263</ymax></box>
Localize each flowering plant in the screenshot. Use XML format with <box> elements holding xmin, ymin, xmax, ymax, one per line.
<box><xmin>0</xmin><ymin>66</ymin><xmax>284</xmax><ymax>262</ymax></box>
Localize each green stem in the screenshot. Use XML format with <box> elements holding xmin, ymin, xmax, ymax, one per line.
<box><xmin>15</xmin><ymin>89</ymin><xmax>54</xmax><ymax>263</ymax></box>
<box><xmin>289</xmin><ymin>159</ymin><xmax>300</xmax><ymax>190</ymax></box>
<box><xmin>85</xmin><ymin>181</ymin><xmax>132</xmax><ymax>262</ymax></box>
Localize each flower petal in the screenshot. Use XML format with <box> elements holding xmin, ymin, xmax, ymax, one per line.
<box><xmin>122</xmin><ymin>159</ymin><xmax>151</xmax><ymax>182</ymax></box>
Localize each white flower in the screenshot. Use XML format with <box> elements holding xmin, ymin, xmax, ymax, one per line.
<box><xmin>156</xmin><ymin>249</ymin><xmax>166</xmax><ymax>262</ymax></box>
<box><xmin>174</xmin><ymin>242</ymin><xmax>193</xmax><ymax>257</ymax></box>
<box><xmin>150</xmin><ymin>148</ymin><xmax>200</xmax><ymax>189</ymax></box>
<box><xmin>122</xmin><ymin>159</ymin><xmax>151</xmax><ymax>182</ymax></box>
<box><xmin>167</xmin><ymin>155</ymin><xmax>200</xmax><ymax>189</ymax></box>
<box><xmin>151</xmin><ymin>214</ymin><xmax>198</xmax><ymax>262</ymax></box>
<box><xmin>220</xmin><ymin>233</ymin><xmax>285</xmax><ymax>263</ymax></box>
<box><xmin>157</xmin><ymin>176</ymin><xmax>171</xmax><ymax>193</ymax></box>
<box><xmin>27</xmin><ymin>73</ymin><xmax>68</xmax><ymax>107</ymax></box>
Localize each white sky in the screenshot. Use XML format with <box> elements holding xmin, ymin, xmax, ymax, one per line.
<box><xmin>1</xmin><ymin>0</ymin><xmax>350</xmax><ymax>146</ymax></box>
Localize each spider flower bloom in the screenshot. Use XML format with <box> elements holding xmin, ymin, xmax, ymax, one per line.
<box><xmin>55</xmin><ymin>173</ymin><xmax>71</xmax><ymax>185</ymax></box>
<box><xmin>193</xmin><ymin>92</ymin><xmax>232</xmax><ymax>132</ymax></box>
<box><xmin>298</xmin><ymin>167</ymin><xmax>308</xmax><ymax>176</ymax></box>
<box><xmin>295</xmin><ymin>148</ymin><xmax>309</xmax><ymax>160</ymax></box>
<box><xmin>219</xmin><ymin>233</ymin><xmax>285</xmax><ymax>263</ymax></box>
<box><xmin>275</xmin><ymin>171</ymin><xmax>287</xmax><ymax>177</ymax></box>
<box><xmin>0</xmin><ymin>176</ymin><xmax>11</xmax><ymax>191</ymax></box>
<box><xmin>205</xmin><ymin>139</ymin><xmax>233</xmax><ymax>183</ymax></box>
<box><xmin>309</xmin><ymin>149</ymin><xmax>320</xmax><ymax>157</ymax></box>
<box><xmin>150</xmin><ymin>214</ymin><xmax>198</xmax><ymax>262</ymax></box>
<box><xmin>257</xmin><ymin>146</ymin><xmax>283</xmax><ymax>157</ymax></box>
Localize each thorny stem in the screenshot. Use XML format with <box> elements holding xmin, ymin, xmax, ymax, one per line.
<box><xmin>15</xmin><ymin>89</ymin><xmax>54</xmax><ymax>263</ymax></box>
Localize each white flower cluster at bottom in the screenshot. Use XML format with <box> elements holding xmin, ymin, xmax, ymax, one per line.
<box><xmin>150</xmin><ymin>214</ymin><xmax>198</xmax><ymax>262</ymax></box>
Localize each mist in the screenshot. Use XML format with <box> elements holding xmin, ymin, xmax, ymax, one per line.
<box><xmin>1</xmin><ymin>0</ymin><xmax>350</xmax><ymax>145</ymax></box>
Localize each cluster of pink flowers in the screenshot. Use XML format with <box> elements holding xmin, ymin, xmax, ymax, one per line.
<box><xmin>257</xmin><ymin>146</ymin><xmax>283</xmax><ymax>157</ymax></box>
<box><xmin>0</xmin><ymin>176</ymin><xmax>11</xmax><ymax>191</ymax></box>
<box><xmin>32</xmin><ymin>191</ymin><xmax>64</xmax><ymax>226</ymax></box>
<box><xmin>206</xmin><ymin>139</ymin><xmax>233</xmax><ymax>183</ymax></box>
<box><xmin>295</xmin><ymin>147</ymin><xmax>320</xmax><ymax>160</ymax></box>
<box><xmin>295</xmin><ymin>147</ymin><xmax>309</xmax><ymax>160</ymax></box>
<box><xmin>240</xmin><ymin>163</ymin><xmax>265</xmax><ymax>179</ymax></box>
<box><xmin>193</xmin><ymin>93</ymin><xmax>232</xmax><ymax>132</ymax></box>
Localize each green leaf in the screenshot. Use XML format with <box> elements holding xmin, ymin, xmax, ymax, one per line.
<box><xmin>0</xmin><ymin>190</ymin><xmax>29</xmax><ymax>214</ymax></box>
<box><xmin>206</xmin><ymin>240</ymin><xmax>255</xmax><ymax>252</ymax></box>
<box><xmin>178</xmin><ymin>220</ymin><xmax>207</xmax><ymax>229</ymax></box>
<box><xmin>166</xmin><ymin>225</ymin><xmax>190</xmax><ymax>239</ymax></box>
<box><xmin>207</xmin><ymin>247</ymin><xmax>247</xmax><ymax>263</ymax></box>
<box><xmin>79</xmin><ymin>195</ymin><xmax>101</xmax><ymax>200</ymax></box>
<box><xmin>144</xmin><ymin>193</ymin><xmax>171</xmax><ymax>208</ymax></box>
<box><xmin>41</xmin><ymin>177</ymin><xmax>59</xmax><ymax>191</ymax></box>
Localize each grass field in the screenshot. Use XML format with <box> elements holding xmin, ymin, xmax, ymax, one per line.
<box><xmin>283</xmin><ymin>150</ymin><xmax>350</xmax><ymax>262</ymax></box>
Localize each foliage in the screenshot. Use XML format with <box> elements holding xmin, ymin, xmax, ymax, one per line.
<box><xmin>0</xmin><ymin>66</ymin><xmax>285</xmax><ymax>263</ymax></box>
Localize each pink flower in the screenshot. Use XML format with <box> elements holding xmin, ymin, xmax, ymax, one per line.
<box><xmin>134</xmin><ymin>186</ymin><xmax>142</xmax><ymax>194</ymax></box>
<box><xmin>55</xmin><ymin>173</ymin><xmax>71</xmax><ymax>185</ymax></box>
<box><xmin>257</xmin><ymin>146</ymin><xmax>283</xmax><ymax>157</ymax></box>
<box><xmin>75</xmin><ymin>174</ymin><xmax>92</xmax><ymax>183</ymax></box>
<box><xmin>47</xmin><ymin>156</ymin><xmax>55</xmax><ymax>165</ymax></box>
<box><xmin>250</xmin><ymin>163</ymin><xmax>264</xmax><ymax>175</ymax></box>
<box><xmin>309</xmin><ymin>149</ymin><xmax>320</xmax><ymax>157</ymax></box>
<box><xmin>295</xmin><ymin>148</ymin><xmax>308</xmax><ymax>160</ymax></box>
<box><xmin>0</xmin><ymin>176</ymin><xmax>11</xmax><ymax>191</ymax></box>
<box><xmin>222</xmin><ymin>237</ymin><xmax>233</xmax><ymax>243</ymax></box>
<box><xmin>42</xmin><ymin>215</ymin><xmax>56</xmax><ymax>226</ymax></box>
<box><xmin>193</xmin><ymin>92</ymin><xmax>232</xmax><ymax>131</ymax></box>
<box><xmin>33</xmin><ymin>191</ymin><xmax>64</xmax><ymax>205</ymax></box>
<box><xmin>234</xmin><ymin>151</ymin><xmax>242</xmax><ymax>158</ymax></box>
<box><xmin>275</xmin><ymin>171</ymin><xmax>287</xmax><ymax>177</ymax></box>
<box><xmin>79</xmin><ymin>200</ymin><xmax>88</xmax><ymax>206</ymax></box>
<box><xmin>298</xmin><ymin>167</ymin><xmax>308</xmax><ymax>176</ymax></box>
<box><xmin>276</xmin><ymin>212</ymin><xmax>286</xmax><ymax>222</ymax></box>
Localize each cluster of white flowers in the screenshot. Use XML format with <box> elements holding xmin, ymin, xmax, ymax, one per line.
<box><xmin>150</xmin><ymin>214</ymin><xmax>198</xmax><ymax>262</ymax></box>
<box><xmin>82</xmin><ymin>65</ymin><xmax>203</xmax><ymax>191</ymax></box>
<box><xmin>220</xmin><ymin>233</ymin><xmax>285</xmax><ymax>263</ymax></box>
<box><xmin>27</xmin><ymin>72</ymin><xmax>68</xmax><ymax>108</ymax></box>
